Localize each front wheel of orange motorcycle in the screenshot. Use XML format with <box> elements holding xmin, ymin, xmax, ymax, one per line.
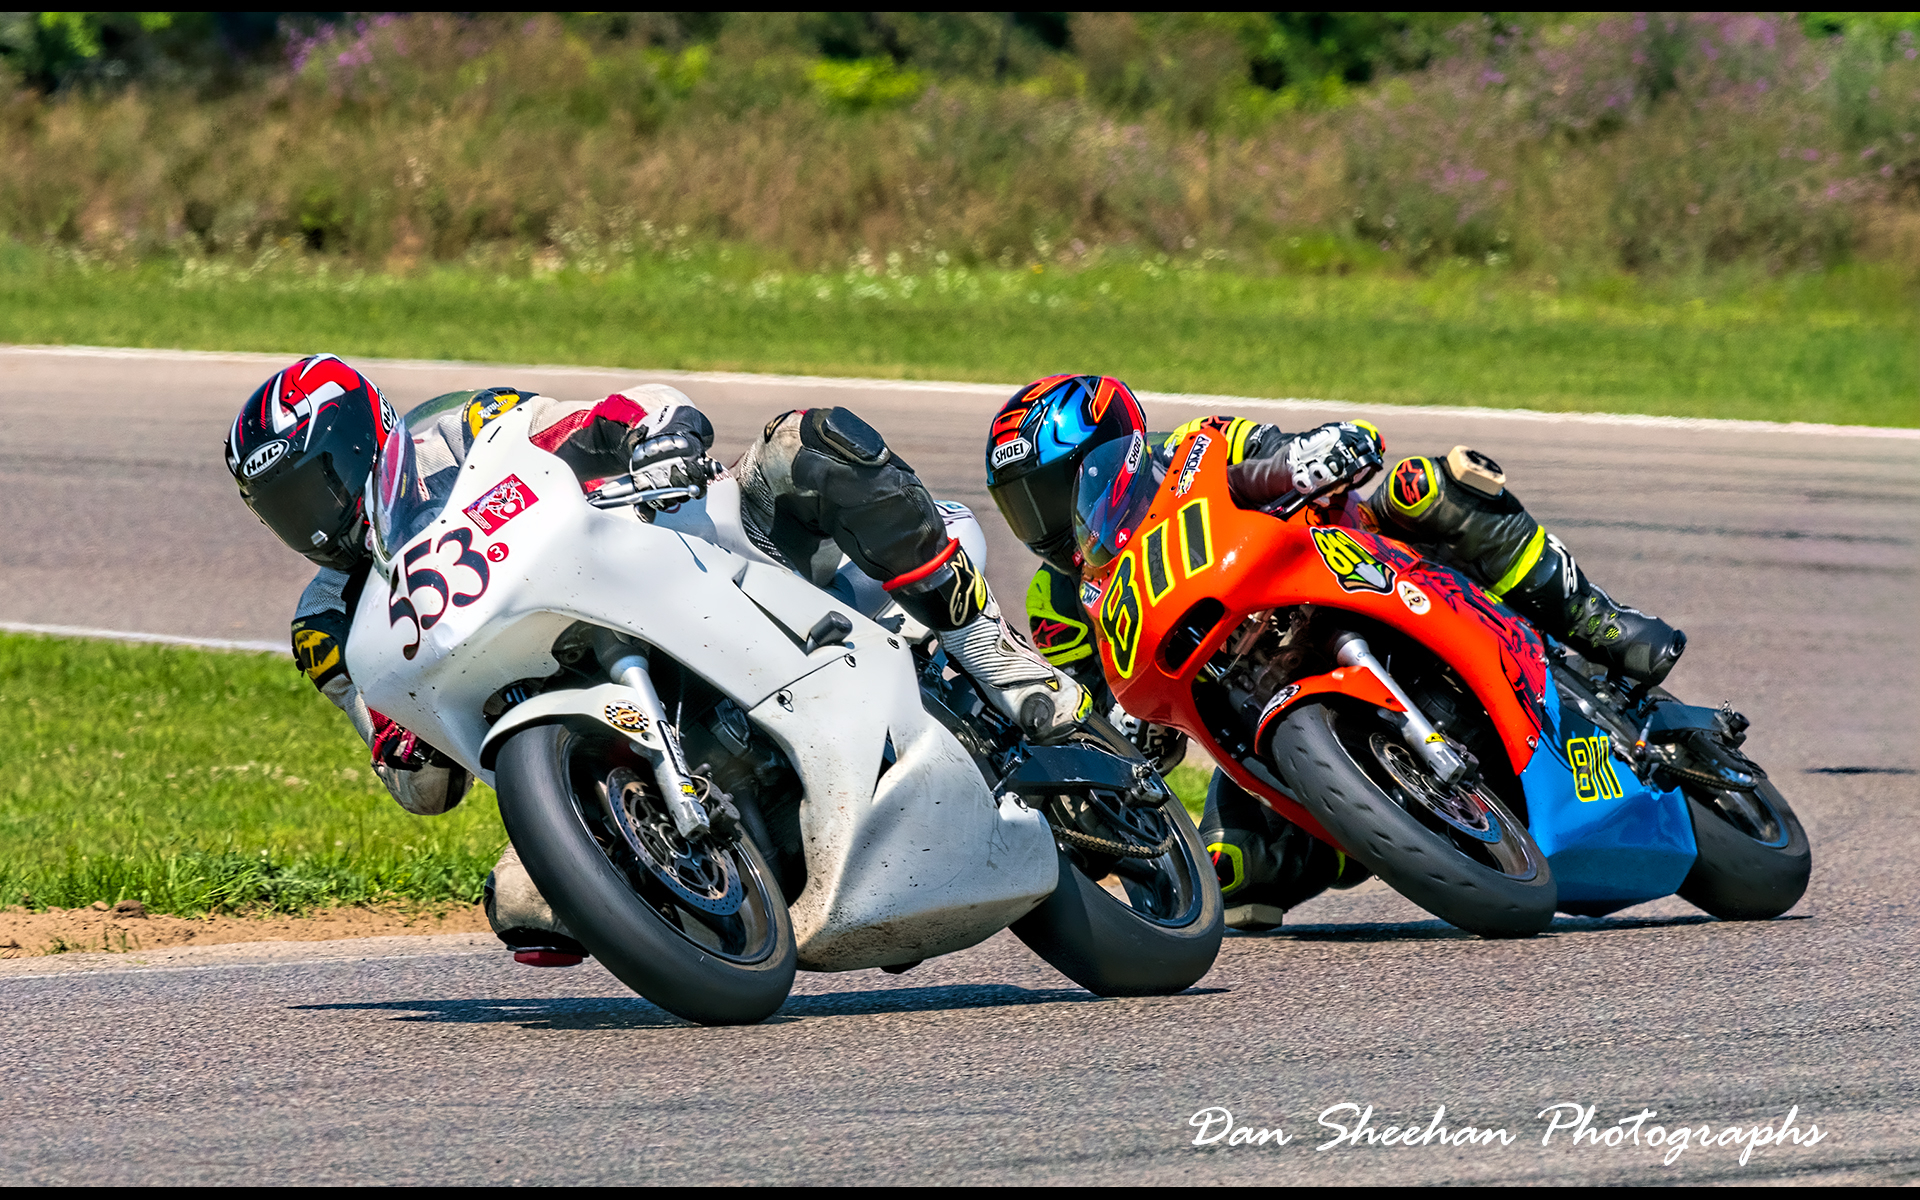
<box><xmin>1266</xmin><ymin>700</ymin><xmax>1557</xmax><ymax>937</ymax></box>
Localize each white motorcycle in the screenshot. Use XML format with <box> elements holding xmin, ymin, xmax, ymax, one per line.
<box><xmin>345</xmin><ymin>393</ymin><xmax>1223</xmax><ymax>1025</ymax></box>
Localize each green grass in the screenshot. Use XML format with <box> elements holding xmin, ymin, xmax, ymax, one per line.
<box><xmin>4</xmin><ymin>245</ymin><xmax>1915</xmax><ymax>426</ymax></box>
<box><xmin>0</xmin><ymin>629</ymin><xmax>1216</xmax><ymax>916</ymax></box>
<box><xmin>0</xmin><ymin>632</ymin><xmax>505</xmax><ymax>915</ymax></box>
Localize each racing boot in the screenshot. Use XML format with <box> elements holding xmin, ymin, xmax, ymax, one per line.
<box><xmin>484</xmin><ymin>843</ymin><xmax>590</xmax><ymax>968</ymax></box>
<box><xmin>1200</xmin><ymin>771</ymin><xmax>1367</xmax><ymax>931</ymax></box>
<box><xmin>890</xmin><ymin>543</ymin><xmax>1093</xmax><ymax>743</ymax></box>
<box><xmin>1369</xmin><ymin>445</ymin><xmax>1685</xmax><ymax>685</ymax></box>
<box><xmin>1500</xmin><ymin>536</ymin><xmax>1687</xmax><ymax>685</ymax></box>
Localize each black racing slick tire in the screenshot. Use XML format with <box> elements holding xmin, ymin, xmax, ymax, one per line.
<box><xmin>1011</xmin><ymin>798</ymin><xmax>1224</xmax><ymax>997</ymax></box>
<box><xmin>1267</xmin><ymin>701</ymin><xmax>1557</xmax><ymax>937</ymax></box>
<box><xmin>495</xmin><ymin>725</ymin><xmax>797</xmax><ymax>1026</ymax></box>
<box><xmin>1676</xmin><ymin>780</ymin><xmax>1811</xmax><ymax>921</ymax></box>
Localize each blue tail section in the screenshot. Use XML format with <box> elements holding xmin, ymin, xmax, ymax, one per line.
<box><xmin>1520</xmin><ymin>676</ymin><xmax>1696</xmax><ymax>910</ymax></box>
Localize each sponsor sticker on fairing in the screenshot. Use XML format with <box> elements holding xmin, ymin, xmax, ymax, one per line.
<box><xmin>1309</xmin><ymin>527</ymin><xmax>1395</xmax><ymax>595</ymax></box>
<box><xmin>1174</xmin><ymin>434</ymin><xmax>1212</xmax><ymax>496</ymax></box>
<box><xmin>990</xmin><ymin>437</ymin><xmax>1032</xmax><ymax>470</ymax></box>
<box><xmin>604</xmin><ymin>702</ymin><xmax>649</xmax><ymax>734</ymax></box>
<box><xmin>1257</xmin><ymin>683</ymin><xmax>1302</xmax><ymax>727</ymax></box>
<box><xmin>1397</xmin><ymin>580</ymin><xmax>1431</xmax><ymax>615</ymax></box>
<box><xmin>464</xmin><ymin>474</ymin><xmax>540</xmax><ymax>535</ymax></box>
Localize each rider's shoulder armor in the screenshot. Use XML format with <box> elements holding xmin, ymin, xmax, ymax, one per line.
<box><xmin>1161</xmin><ymin>416</ymin><xmax>1271</xmax><ymax>465</ymax></box>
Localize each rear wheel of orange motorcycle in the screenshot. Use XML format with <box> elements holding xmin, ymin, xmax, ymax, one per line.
<box><xmin>1676</xmin><ymin>779</ymin><xmax>1810</xmax><ymax>921</ymax></box>
<box><xmin>1266</xmin><ymin>700</ymin><xmax>1557</xmax><ymax>937</ymax></box>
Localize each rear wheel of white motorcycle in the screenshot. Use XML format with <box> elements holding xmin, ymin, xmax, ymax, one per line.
<box><xmin>495</xmin><ymin>725</ymin><xmax>797</xmax><ymax>1026</ymax></box>
<box><xmin>1267</xmin><ymin>700</ymin><xmax>1557</xmax><ymax>937</ymax></box>
<box><xmin>1011</xmin><ymin>794</ymin><xmax>1223</xmax><ymax>997</ymax></box>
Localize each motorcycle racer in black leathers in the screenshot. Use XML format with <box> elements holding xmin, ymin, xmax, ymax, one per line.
<box><xmin>228</xmin><ymin>355</ymin><xmax>1090</xmax><ymax>964</ymax></box>
<box><xmin>985</xmin><ymin>375</ymin><xmax>1688</xmax><ymax>932</ymax></box>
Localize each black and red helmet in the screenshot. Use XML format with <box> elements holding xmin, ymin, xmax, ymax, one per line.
<box><xmin>225</xmin><ymin>355</ymin><xmax>396</xmax><ymax>571</ymax></box>
<box><xmin>984</xmin><ymin>375</ymin><xmax>1148</xmax><ymax>573</ymax></box>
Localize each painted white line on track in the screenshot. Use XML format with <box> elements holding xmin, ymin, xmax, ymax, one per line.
<box><xmin>7</xmin><ymin>343</ymin><xmax>1915</xmax><ymax>440</ymax></box>
<box><xmin>0</xmin><ymin>948</ymin><xmax>498</xmax><ymax>984</ymax></box>
<box><xmin>0</xmin><ymin>620</ymin><xmax>280</xmax><ymax>654</ymax></box>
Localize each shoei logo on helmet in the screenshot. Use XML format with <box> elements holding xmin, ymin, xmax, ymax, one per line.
<box><xmin>1310</xmin><ymin>527</ymin><xmax>1395</xmax><ymax>595</ymax></box>
<box><xmin>1174</xmin><ymin>434</ymin><xmax>1212</xmax><ymax>496</ymax></box>
<box><xmin>241</xmin><ymin>439</ymin><xmax>289</xmax><ymax>479</ymax></box>
<box><xmin>464</xmin><ymin>474</ymin><xmax>540</xmax><ymax>535</ymax></box>
<box><xmin>990</xmin><ymin>437</ymin><xmax>1032</xmax><ymax>470</ymax></box>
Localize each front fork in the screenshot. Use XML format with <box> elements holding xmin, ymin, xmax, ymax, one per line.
<box><xmin>1331</xmin><ymin>632</ymin><xmax>1471</xmax><ymax>787</ymax></box>
<box><xmin>592</xmin><ymin>629</ymin><xmax>711</xmax><ymax>839</ymax></box>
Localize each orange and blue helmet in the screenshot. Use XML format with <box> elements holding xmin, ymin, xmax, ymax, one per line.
<box><xmin>985</xmin><ymin>374</ymin><xmax>1147</xmax><ymax>572</ymax></box>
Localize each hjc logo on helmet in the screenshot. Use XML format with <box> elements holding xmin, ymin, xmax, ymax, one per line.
<box><xmin>241</xmin><ymin>439</ymin><xmax>289</xmax><ymax>478</ymax></box>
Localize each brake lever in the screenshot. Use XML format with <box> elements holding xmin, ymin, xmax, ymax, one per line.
<box><xmin>586</xmin><ymin>479</ymin><xmax>705</xmax><ymax>510</ymax></box>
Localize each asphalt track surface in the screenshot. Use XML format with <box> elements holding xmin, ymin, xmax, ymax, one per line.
<box><xmin>1</xmin><ymin>346</ymin><xmax>1916</xmax><ymax>1184</ymax></box>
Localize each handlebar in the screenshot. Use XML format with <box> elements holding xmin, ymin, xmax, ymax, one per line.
<box><xmin>586</xmin><ymin>478</ymin><xmax>706</xmax><ymax>510</ymax></box>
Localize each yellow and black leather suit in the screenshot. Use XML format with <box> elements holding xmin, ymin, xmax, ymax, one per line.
<box><xmin>1023</xmin><ymin>414</ymin><xmax>1684</xmax><ymax>925</ymax></box>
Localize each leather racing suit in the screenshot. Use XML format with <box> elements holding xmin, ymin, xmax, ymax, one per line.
<box><xmin>294</xmin><ymin>390</ymin><xmax>1087</xmax><ymax>958</ymax></box>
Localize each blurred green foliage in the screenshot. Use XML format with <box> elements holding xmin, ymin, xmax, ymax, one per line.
<box><xmin>10</xmin><ymin>12</ymin><xmax>1911</xmax><ymax>101</ymax></box>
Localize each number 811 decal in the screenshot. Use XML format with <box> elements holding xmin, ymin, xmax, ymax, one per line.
<box><xmin>1096</xmin><ymin>499</ymin><xmax>1214</xmax><ymax>680</ymax></box>
<box><xmin>388</xmin><ymin>527</ymin><xmax>492</xmax><ymax>659</ymax></box>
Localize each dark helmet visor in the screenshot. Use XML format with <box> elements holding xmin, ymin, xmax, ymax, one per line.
<box><xmin>988</xmin><ymin>462</ymin><xmax>1076</xmax><ymax>551</ymax></box>
<box><xmin>243</xmin><ymin>451</ymin><xmax>365</xmax><ymax>571</ymax></box>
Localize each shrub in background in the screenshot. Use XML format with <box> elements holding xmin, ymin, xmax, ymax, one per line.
<box><xmin>0</xmin><ymin>12</ymin><xmax>1914</xmax><ymax>282</ymax></box>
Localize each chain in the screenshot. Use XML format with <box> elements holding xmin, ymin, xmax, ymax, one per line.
<box><xmin>1051</xmin><ymin>822</ymin><xmax>1177</xmax><ymax>860</ymax></box>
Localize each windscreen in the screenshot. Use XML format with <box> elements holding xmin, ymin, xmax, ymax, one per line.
<box><xmin>1072</xmin><ymin>432</ymin><xmax>1162</xmax><ymax>573</ymax></box>
<box><xmin>370</xmin><ymin>391</ymin><xmax>478</xmax><ymax>564</ymax></box>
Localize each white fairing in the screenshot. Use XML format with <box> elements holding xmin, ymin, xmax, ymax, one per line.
<box><xmin>346</xmin><ymin>407</ymin><xmax>1057</xmax><ymax>970</ymax></box>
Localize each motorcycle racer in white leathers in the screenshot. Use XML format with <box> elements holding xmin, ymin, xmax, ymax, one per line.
<box><xmin>227</xmin><ymin>354</ymin><xmax>1091</xmax><ymax>964</ymax></box>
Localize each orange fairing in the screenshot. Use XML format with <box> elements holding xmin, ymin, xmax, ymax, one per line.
<box><xmin>1088</xmin><ymin>431</ymin><xmax>1551</xmax><ymax>840</ymax></box>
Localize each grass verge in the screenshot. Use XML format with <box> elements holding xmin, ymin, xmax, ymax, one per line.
<box><xmin>0</xmin><ymin>632</ymin><xmax>504</xmax><ymax>916</ymax></box>
<box><xmin>0</xmin><ymin>630</ymin><xmax>1218</xmax><ymax>918</ymax></box>
<box><xmin>4</xmin><ymin>247</ymin><xmax>1915</xmax><ymax>426</ymax></box>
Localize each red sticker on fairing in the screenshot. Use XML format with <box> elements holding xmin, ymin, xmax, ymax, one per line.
<box><xmin>464</xmin><ymin>474</ymin><xmax>540</xmax><ymax>534</ymax></box>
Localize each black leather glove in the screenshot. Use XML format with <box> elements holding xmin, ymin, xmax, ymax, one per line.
<box><xmin>369</xmin><ymin>710</ymin><xmax>456</xmax><ymax>772</ymax></box>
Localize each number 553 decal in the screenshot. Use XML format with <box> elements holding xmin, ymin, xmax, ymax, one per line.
<box><xmin>388</xmin><ymin>528</ymin><xmax>491</xmax><ymax>659</ymax></box>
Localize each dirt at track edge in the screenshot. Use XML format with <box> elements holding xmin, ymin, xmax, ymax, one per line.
<box><xmin>0</xmin><ymin>903</ymin><xmax>490</xmax><ymax>958</ymax></box>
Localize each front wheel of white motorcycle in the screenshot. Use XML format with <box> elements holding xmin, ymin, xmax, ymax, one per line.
<box><xmin>1011</xmin><ymin>795</ymin><xmax>1224</xmax><ymax>996</ymax></box>
<box><xmin>495</xmin><ymin>724</ymin><xmax>797</xmax><ymax>1026</ymax></box>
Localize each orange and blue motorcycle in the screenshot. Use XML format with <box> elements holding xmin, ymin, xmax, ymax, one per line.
<box><xmin>1072</xmin><ymin>429</ymin><xmax>1811</xmax><ymax>936</ymax></box>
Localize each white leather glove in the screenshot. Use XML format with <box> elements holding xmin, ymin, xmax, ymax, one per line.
<box><xmin>628</xmin><ymin>433</ymin><xmax>717</xmax><ymax>491</ymax></box>
<box><xmin>1284</xmin><ymin>421</ymin><xmax>1386</xmax><ymax>504</ymax></box>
